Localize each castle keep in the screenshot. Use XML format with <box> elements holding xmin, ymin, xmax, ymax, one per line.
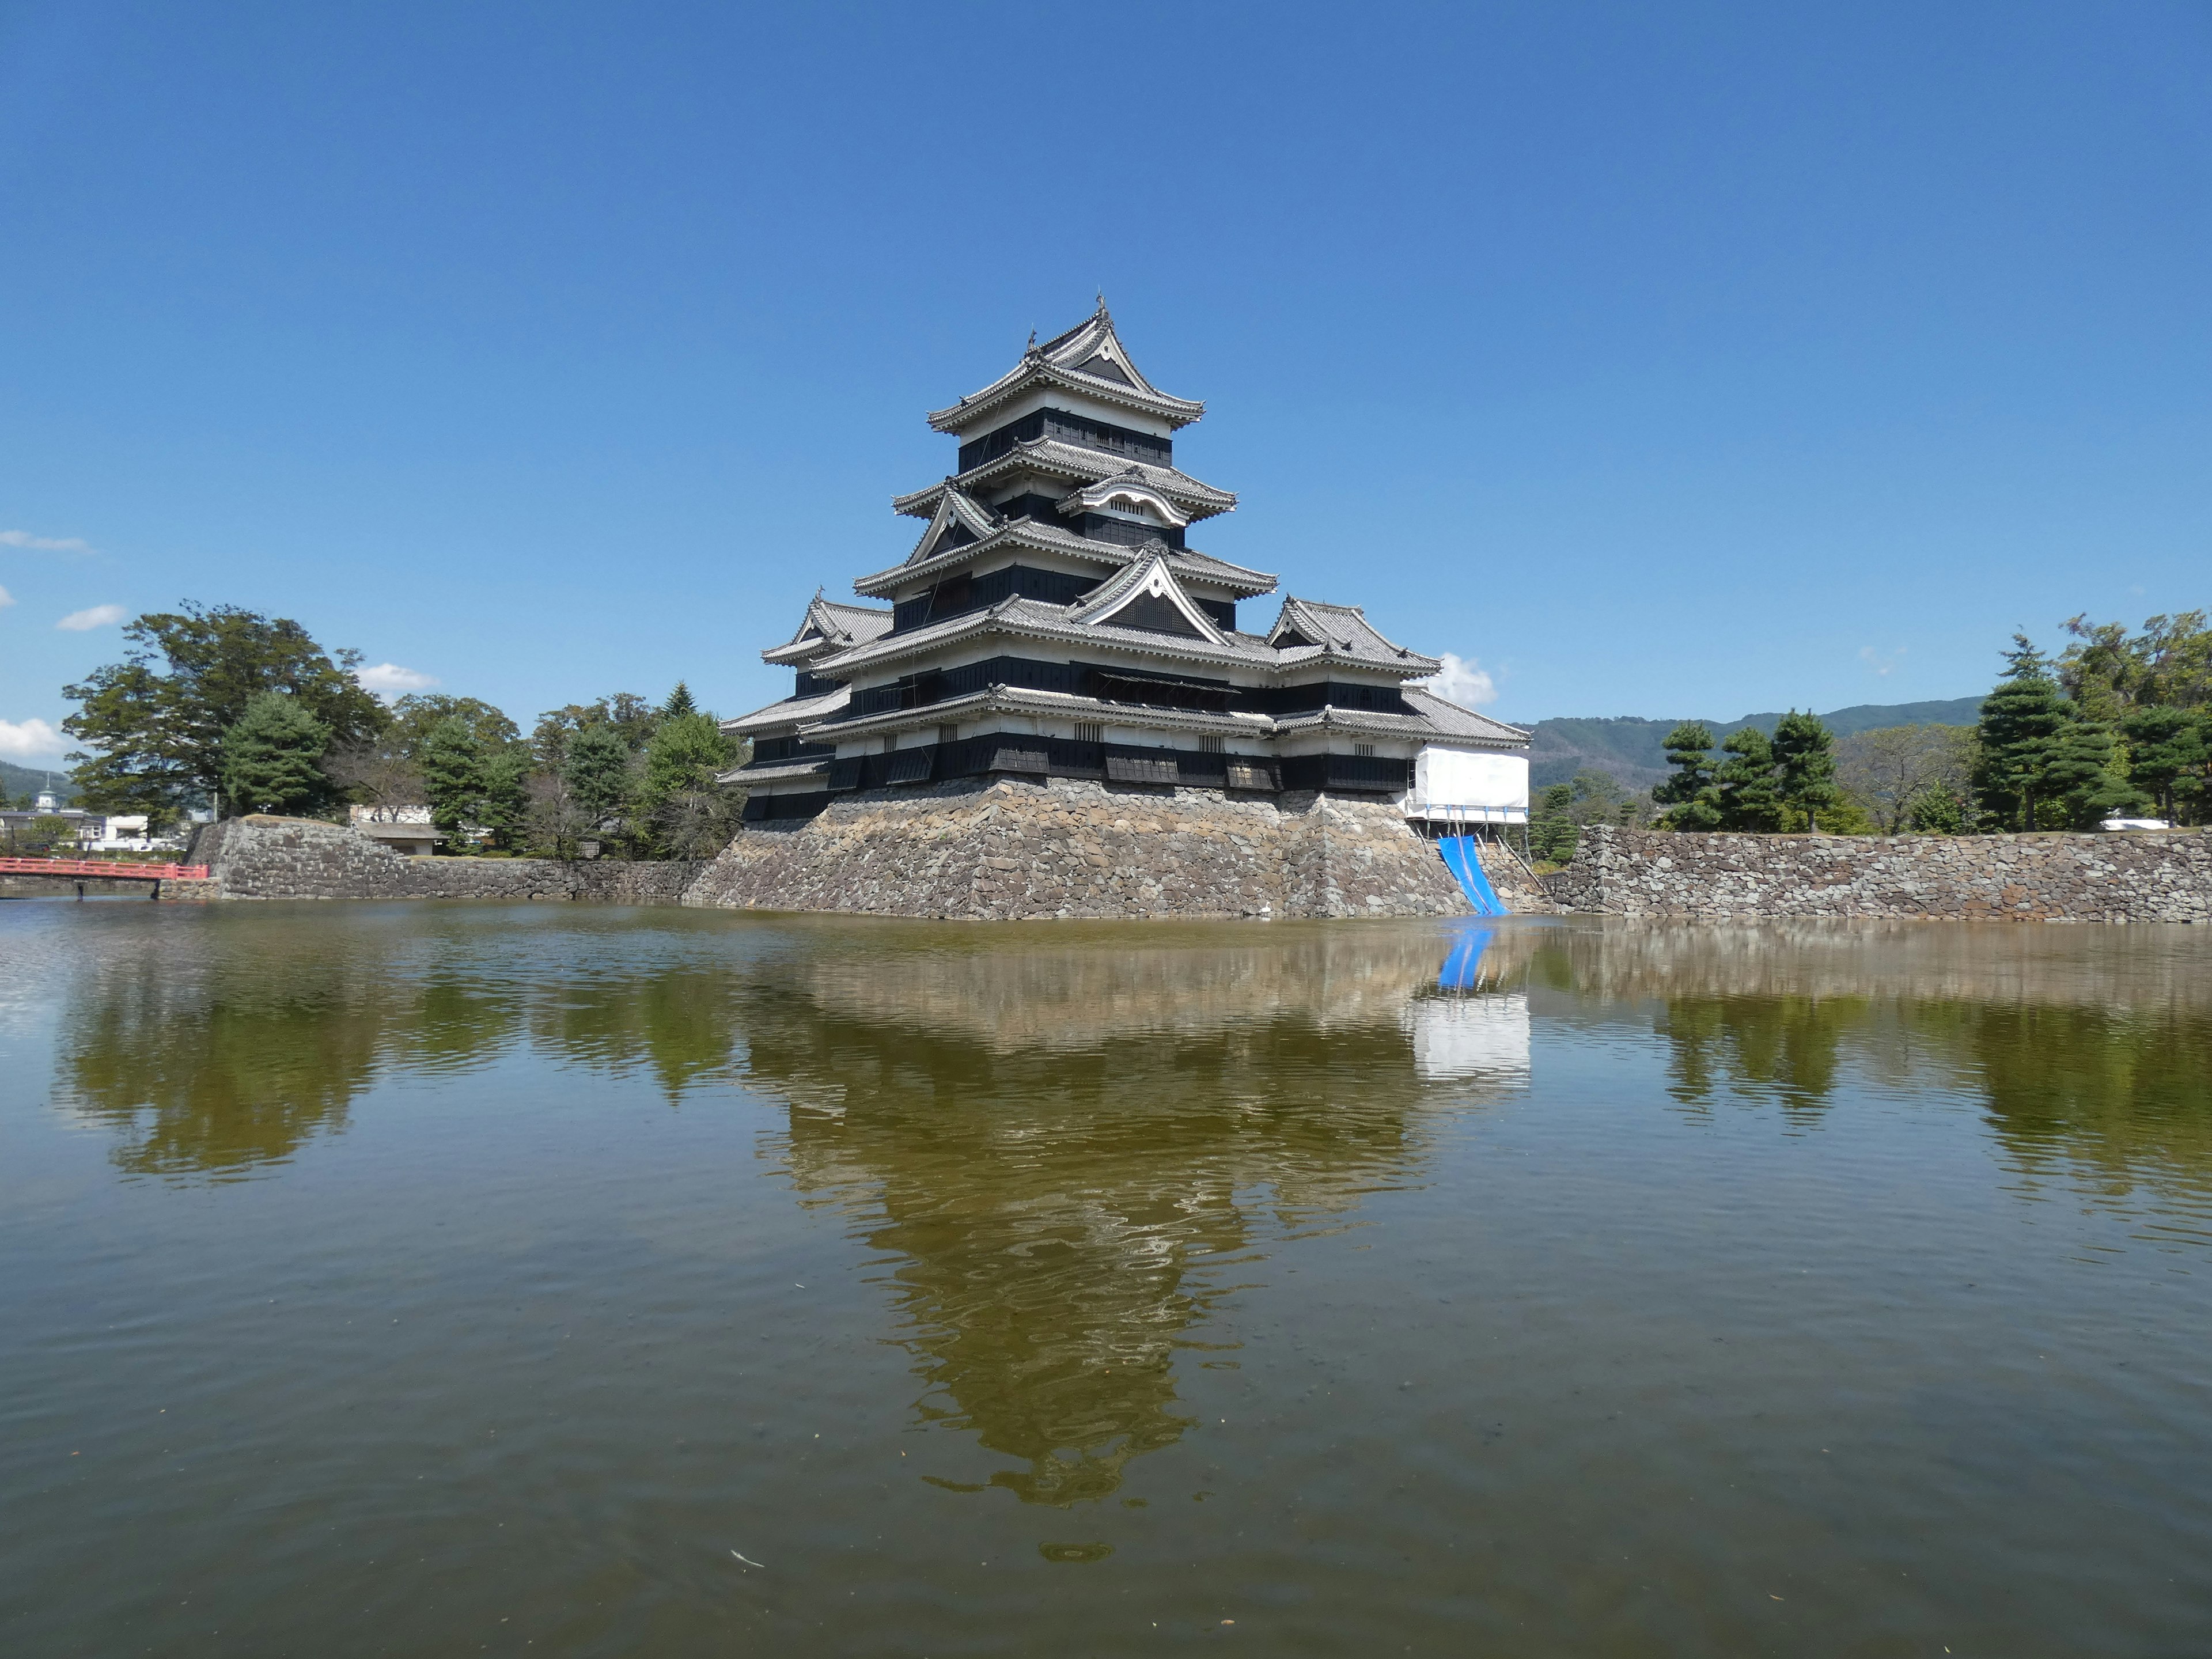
<box><xmin>696</xmin><ymin>305</ymin><xmax>1532</xmax><ymax>920</ymax></box>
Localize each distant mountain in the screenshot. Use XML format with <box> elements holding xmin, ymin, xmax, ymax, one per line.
<box><xmin>1</xmin><ymin>758</ymin><xmax>78</xmax><ymax>806</ymax></box>
<box><xmin>1525</xmin><ymin>696</ymin><xmax>1984</xmax><ymax>791</ymax></box>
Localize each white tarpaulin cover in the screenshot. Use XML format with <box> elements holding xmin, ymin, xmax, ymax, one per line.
<box><xmin>1408</xmin><ymin>748</ymin><xmax>1529</xmax><ymax>816</ymax></box>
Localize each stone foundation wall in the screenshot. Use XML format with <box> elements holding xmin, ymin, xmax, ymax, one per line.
<box><xmin>685</xmin><ymin>777</ymin><xmax>1475</xmax><ymax>921</ymax></box>
<box><xmin>1546</xmin><ymin>824</ymin><xmax>2212</xmax><ymax>924</ymax></box>
<box><xmin>187</xmin><ymin>817</ymin><xmax>703</xmax><ymax>903</ymax></box>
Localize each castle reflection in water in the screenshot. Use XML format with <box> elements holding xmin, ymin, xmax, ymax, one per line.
<box><xmin>48</xmin><ymin>911</ymin><xmax>2212</xmax><ymax>1503</ymax></box>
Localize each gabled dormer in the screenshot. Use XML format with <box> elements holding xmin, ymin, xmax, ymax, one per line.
<box><xmin>1063</xmin><ymin>552</ymin><xmax>1230</xmax><ymax>645</ymax></box>
<box><xmin>762</xmin><ymin>592</ymin><xmax>894</xmax><ymax>668</ymax></box>
<box><xmin>905</xmin><ymin>489</ymin><xmax>1000</xmax><ymax>566</ymax></box>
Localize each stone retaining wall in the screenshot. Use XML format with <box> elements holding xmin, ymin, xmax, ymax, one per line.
<box><xmin>1546</xmin><ymin>824</ymin><xmax>2212</xmax><ymax>924</ymax></box>
<box><xmin>187</xmin><ymin>817</ymin><xmax>703</xmax><ymax>903</ymax></box>
<box><xmin>685</xmin><ymin>777</ymin><xmax>1475</xmax><ymax>921</ymax></box>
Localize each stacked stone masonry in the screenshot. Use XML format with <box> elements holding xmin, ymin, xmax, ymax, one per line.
<box><xmin>685</xmin><ymin>777</ymin><xmax>1476</xmax><ymax>921</ymax></box>
<box><xmin>1546</xmin><ymin>824</ymin><xmax>2212</xmax><ymax>925</ymax></box>
<box><xmin>187</xmin><ymin>817</ymin><xmax>704</xmax><ymax>904</ymax></box>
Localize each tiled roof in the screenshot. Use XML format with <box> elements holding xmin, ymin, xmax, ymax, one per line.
<box><xmin>1267</xmin><ymin>597</ymin><xmax>1441</xmax><ymax>672</ymax></box>
<box><xmin>806</xmin><ymin>594</ymin><xmax>1287</xmax><ymax>680</ymax></box>
<box><xmin>893</xmin><ymin>438</ymin><xmax>1236</xmax><ymax>521</ymax></box>
<box><xmin>926</xmin><ymin>303</ymin><xmax>1205</xmax><ymax>434</ymax></box>
<box><xmin>722</xmin><ymin>685</ymin><xmax>850</xmax><ymax>734</ymax></box>
<box><xmin>760</xmin><ymin>595</ymin><xmax>893</xmax><ymax>665</ymax></box>
<box><xmin>1399</xmin><ymin>687</ymin><xmax>1531</xmax><ymax>745</ymax></box>
<box><xmin>719</xmin><ymin>758</ymin><xmax>830</xmax><ymax>787</ymax></box>
<box><xmin>853</xmin><ymin>516</ymin><xmax>1276</xmax><ymax>599</ymax></box>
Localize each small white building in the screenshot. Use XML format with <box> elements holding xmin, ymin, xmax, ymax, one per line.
<box><xmin>350</xmin><ymin>804</ymin><xmax>442</xmax><ymax>857</ymax></box>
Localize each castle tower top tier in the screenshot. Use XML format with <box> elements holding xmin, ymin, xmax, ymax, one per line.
<box><xmin>926</xmin><ymin>300</ymin><xmax>1205</xmax><ymax>438</ymax></box>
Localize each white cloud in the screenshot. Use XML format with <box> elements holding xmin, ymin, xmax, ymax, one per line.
<box><xmin>354</xmin><ymin>662</ymin><xmax>439</xmax><ymax>698</ymax></box>
<box><xmin>1859</xmin><ymin>645</ymin><xmax>1907</xmax><ymax>678</ymax></box>
<box><xmin>0</xmin><ymin>585</ymin><xmax>13</xmax><ymax>609</ymax></box>
<box><xmin>1416</xmin><ymin>652</ymin><xmax>1499</xmax><ymax>709</ymax></box>
<box><xmin>0</xmin><ymin>529</ymin><xmax>95</xmax><ymax>554</ymax></box>
<box><xmin>0</xmin><ymin>718</ymin><xmax>66</xmax><ymax>760</ymax></box>
<box><xmin>56</xmin><ymin>603</ymin><xmax>127</xmax><ymax>631</ymax></box>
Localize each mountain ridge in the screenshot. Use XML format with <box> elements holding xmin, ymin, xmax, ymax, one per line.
<box><xmin>1520</xmin><ymin>696</ymin><xmax>1984</xmax><ymax>791</ymax></box>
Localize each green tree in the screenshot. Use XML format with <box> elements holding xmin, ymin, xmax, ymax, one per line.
<box><xmin>564</xmin><ymin>724</ymin><xmax>637</xmax><ymax>850</ymax></box>
<box><xmin>2120</xmin><ymin>705</ymin><xmax>2209</xmax><ymax>824</ymax></box>
<box><xmin>219</xmin><ymin>692</ymin><xmax>334</xmax><ymax>817</ymax></box>
<box><xmin>2041</xmin><ymin>718</ymin><xmax>2146</xmax><ymax>829</ymax></box>
<box><xmin>1714</xmin><ymin>726</ymin><xmax>1785</xmax><ymax>832</ymax></box>
<box><xmin>1528</xmin><ymin>769</ymin><xmax>1649</xmax><ymax>864</ymax></box>
<box><xmin>1652</xmin><ymin>722</ymin><xmax>1723</xmax><ymax>830</ymax></box>
<box><xmin>1770</xmin><ymin>710</ymin><xmax>1841</xmax><ymax>831</ymax></box>
<box><xmin>640</xmin><ymin>710</ymin><xmax>740</xmax><ymax>858</ymax></box>
<box><xmin>418</xmin><ymin>717</ymin><xmax>487</xmax><ymax>846</ymax></box>
<box><xmin>1973</xmin><ymin>635</ymin><xmax>2069</xmax><ymax>830</ymax></box>
<box><xmin>660</xmin><ymin>681</ymin><xmax>699</xmax><ymax>721</ymax></box>
<box><xmin>1906</xmin><ymin>785</ymin><xmax>1968</xmax><ymax>835</ymax></box>
<box><xmin>2061</xmin><ymin>610</ymin><xmax>2212</xmax><ymax>714</ymax></box>
<box><xmin>476</xmin><ymin>748</ymin><xmax>532</xmax><ymax>852</ymax></box>
<box><xmin>388</xmin><ymin>694</ymin><xmax>521</xmax><ymax>760</ymax></box>
<box><xmin>64</xmin><ymin>603</ymin><xmax>385</xmax><ymax>821</ymax></box>
<box><xmin>1835</xmin><ymin>724</ymin><xmax>1975</xmax><ymax>834</ymax></box>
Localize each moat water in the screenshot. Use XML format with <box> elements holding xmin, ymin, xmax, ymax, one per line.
<box><xmin>3</xmin><ymin>902</ymin><xmax>2211</xmax><ymax>1657</ymax></box>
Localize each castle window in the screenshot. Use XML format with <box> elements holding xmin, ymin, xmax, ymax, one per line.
<box><xmin>1353</xmin><ymin>743</ymin><xmax>1376</xmax><ymax>757</ymax></box>
<box><xmin>938</xmin><ymin>724</ymin><xmax>959</xmax><ymax>745</ymax></box>
<box><xmin>1199</xmin><ymin>736</ymin><xmax>1224</xmax><ymax>753</ymax></box>
<box><xmin>1074</xmin><ymin>722</ymin><xmax>1103</xmax><ymax>744</ymax></box>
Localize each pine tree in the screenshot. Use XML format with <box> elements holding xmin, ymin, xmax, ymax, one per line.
<box><xmin>660</xmin><ymin>681</ymin><xmax>699</xmax><ymax>721</ymax></box>
<box><xmin>564</xmin><ymin>724</ymin><xmax>636</xmax><ymax>844</ymax></box>
<box><xmin>1714</xmin><ymin>726</ymin><xmax>1786</xmax><ymax>831</ymax></box>
<box><xmin>2121</xmin><ymin>705</ymin><xmax>2209</xmax><ymax>823</ymax></box>
<box><xmin>219</xmin><ymin>692</ymin><xmax>332</xmax><ymax>817</ymax></box>
<box><xmin>419</xmin><ymin>717</ymin><xmax>486</xmax><ymax>845</ymax></box>
<box><xmin>1973</xmin><ymin>635</ymin><xmax>2069</xmax><ymax>829</ymax></box>
<box><xmin>1770</xmin><ymin>710</ymin><xmax>1841</xmax><ymax>831</ymax></box>
<box><xmin>641</xmin><ymin>711</ymin><xmax>738</xmax><ymax>857</ymax></box>
<box><xmin>1652</xmin><ymin>722</ymin><xmax>1723</xmax><ymax>830</ymax></box>
<box><xmin>2041</xmin><ymin>718</ymin><xmax>2146</xmax><ymax>828</ymax></box>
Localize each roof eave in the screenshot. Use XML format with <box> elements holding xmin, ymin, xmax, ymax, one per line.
<box><xmin>926</xmin><ymin>363</ymin><xmax>1205</xmax><ymax>435</ymax></box>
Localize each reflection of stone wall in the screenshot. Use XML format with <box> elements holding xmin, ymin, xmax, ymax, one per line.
<box><xmin>685</xmin><ymin>777</ymin><xmax>1472</xmax><ymax>921</ymax></box>
<box><xmin>1548</xmin><ymin>825</ymin><xmax>2212</xmax><ymax>925</ymax></box>
<box><xmin>791</xmin><ymin>922</ymin><xmax>1530</xmax><ymax>1050</ymax></box>
<box><xmin>189</xmin><ymin>816</ymin><xmax>703</xmax><ymax>903</ymax></box>
<box><xmin>1528</xmin><ymin>918</ymin><xmax>2212</xmax><ymax>1012</ymax></box>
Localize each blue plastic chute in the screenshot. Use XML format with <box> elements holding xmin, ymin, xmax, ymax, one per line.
<box><xmin>1437</xmin><ymin>835</ymin><xmax>1509</xmax><ymax>917</ymax></box>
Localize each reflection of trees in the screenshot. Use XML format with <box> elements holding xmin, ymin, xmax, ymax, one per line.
<box><xmin>526</xmin><ymin>968</ymin><xmax>745</xmax><ymax>1099</ymax></box>
<box><xmin>1658</xmin><ymin>996</ymin><xmax>1860</xmax><ymax>1120</ymax></box>
<box><xmin>738</xmin><ymin>928</ymin><xmax>1500</xmax><ymax>1505</ymax></box>
<box><xmin>1547</xmin><ymin>920</ymin><xmax>2212</xmax><ymax>1201</ymax></box>
<box><xmin>59</xmin><ymin>921</ymin><xmax>416</xmax><ymax>1180</ymax></box>
<box><xmin>58</xmin><ymin>914</ymin><xmax>749</xmax><ymax>1179</ymax></box>
<box><xmin>1964</xmin><ymin>1005</ymin><xmax>2212</xmax><ymax>1203</ymax></box>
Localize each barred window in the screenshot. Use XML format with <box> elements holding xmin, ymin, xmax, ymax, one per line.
<box><xmin>1073</xmin><ymin>722</ymin><xmax>1103</xmax><ymax>744</ymax></box>
<box><xmin>938</xmin><ymin>724</ymin><xmax>959</xmax><ymax>745</ymax></box>
<box><xmin>1199</xmin><ymin>735</ymin><xmax>1225</xmax><ymax>753</ymax></box>
<box><xmin>1353</xmin><ymin>743</ymin><xmax>1376</xmax><ymax>757</ymax></box>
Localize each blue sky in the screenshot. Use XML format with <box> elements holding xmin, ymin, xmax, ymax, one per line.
<box><xmin>2</xmin><ymin>1</ymin><xmax>2206</xmax><ymax>760</ymax></box>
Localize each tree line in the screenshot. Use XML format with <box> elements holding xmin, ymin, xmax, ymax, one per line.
<box><xmin>61</xmin><ymin>604</ymin><xmax>749</xmax><ymax>858</ymax></box>
<box><xmin>1635</xmin><ymin>609</ymin><xmax>2210</xmax><ymax>836</ymax></box>
<box><xmin>1529</xmin><ymin>608</ymin><xmax>2209</xmax><ymax>857</ymax></box>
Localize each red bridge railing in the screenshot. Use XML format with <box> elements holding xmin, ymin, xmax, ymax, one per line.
<box><xmin>0</xmin><ymin>858</ymin><xmax>211</xmax><ymax>881</ymax></box>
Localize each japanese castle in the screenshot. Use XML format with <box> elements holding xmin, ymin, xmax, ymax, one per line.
<box><xmin>724</xmin><ymin>303</ymin><xmax>1529</xmax><ymax>825</ymax></box>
